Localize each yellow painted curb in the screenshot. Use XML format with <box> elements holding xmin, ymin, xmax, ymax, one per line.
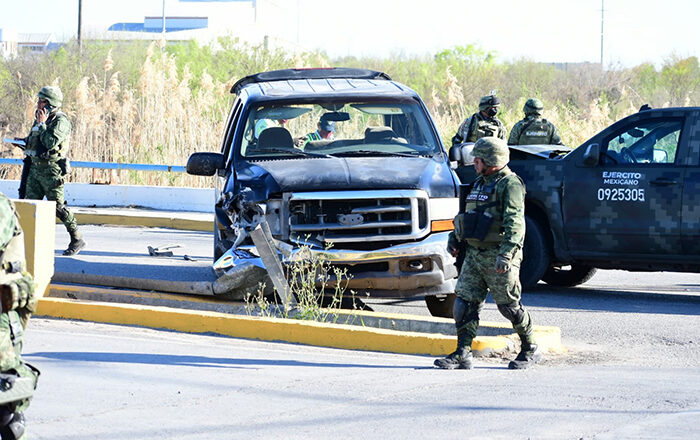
<box><xmin>69</xmin><ymin>212</ymin><xmax>212</xmax><ymax>232</ymax></box>
<box><xmin>37</xmin><ymin>297</ymin><xmax>460</xmax><ymax>355</ymax></box>
<box><xmin>44</xmin><ymin>285</ymin><xmax>563</xmax><ymax>355</ymax></box>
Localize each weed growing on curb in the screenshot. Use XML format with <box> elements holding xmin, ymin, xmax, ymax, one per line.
<box><xmin>244</xmin><ymin>243</ymin><xmax>366</xmax><ymax>325</ymax></box>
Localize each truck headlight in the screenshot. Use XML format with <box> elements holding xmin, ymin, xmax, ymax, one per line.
<box><xmin>265</xmin><ymin>199</ymin><xmax>283</xmax><ymax>235</ymax></box>
<box><xmin>429</xmin><ymin>197</ymin><xmax>458</xmax><ymax>232</ymax></box>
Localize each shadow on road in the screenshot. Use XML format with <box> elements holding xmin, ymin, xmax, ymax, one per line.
<box><xmin>25</xmin><ymin>351</ymin><xmax>420</xmax><ymax>370</ymax></box>
<box><xmin>523</xmin><ymin>284</ymin><xmax>700</xmax><ymax>316</ymax></box>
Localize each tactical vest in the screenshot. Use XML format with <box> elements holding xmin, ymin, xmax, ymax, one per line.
<box><xmin>25</xmin><ymin>111</ymin><xmax>69</xmax><ymax>161</ymax></box>
<box><xmin>462</xmin><ymin>169</ymin><xmax>513</xmax><ymax>248</ymax></box>
<box><xmin>515</xmin><ymin>118</ymin><xmax>553</xmax><ymax>145</ymax></box>
<box><xmin>472</xmin><ymin>118</ymin><xmax>502</xmax><ymax>141</ymax></box>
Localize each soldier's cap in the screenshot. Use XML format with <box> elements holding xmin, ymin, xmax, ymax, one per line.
<box><xmin>472</xmin><ymin>136</ymin><xmax>509</xmax><ymax>168</ymax></box>
<box><xmin>319</xmin><ymin>115</ymin><xmax>335</xmax><ymax>132</ymax></box>
<box><xmin>37</xmin><ymin>86</ymin><xmax>63</xmax><ymax>108</ymax></box>
<box><xmin>524</xmin><ymin>98</ymin><xmax>544</xmax><ymax>116</ymax></box>
<box><xmin>479</xmin><ymin>95</ymin><xmax>501</xmax><ymax>111</ymax></box>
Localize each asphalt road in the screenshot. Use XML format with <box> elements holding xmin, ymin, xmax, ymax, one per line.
<box><xmin>20</xmin><ymin>224</ymin><xmax>698</xmax><ymax>438</ymax></box>
<box><xmin>54</xmin><ymin>225</ymin><xmax>700</xmax><ymax>369</ymax></box>
<box><xmin>23</xmin><ymin>318</ymin><xmax>700</xmax><ymax>440</ymax></box>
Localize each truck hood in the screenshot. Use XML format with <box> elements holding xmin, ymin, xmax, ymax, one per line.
<box><xmin>509</xmin><ymin>144</ymin><xmax>573</xmax><ymax>159</ymax></box>
<box><xmin>235</xmin><ymin>156</ymin><xmax>457</xmax><ymax>199</ymax></box>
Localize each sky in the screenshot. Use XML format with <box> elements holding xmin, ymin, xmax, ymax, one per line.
<box><xmin>0</xmin><ymin>0</ymin><xmax>698</xmax><ymax>68</ymax></box>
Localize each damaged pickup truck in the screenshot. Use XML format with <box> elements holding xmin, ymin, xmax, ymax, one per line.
<box><xmin>186</xmin><ymin>68</ymin><xmax>460</xmax><ymax>314</ymax></box>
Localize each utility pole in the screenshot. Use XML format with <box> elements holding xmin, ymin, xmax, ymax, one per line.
<box><xmin>296</xmin><ymin>0</ymin><xmax>300</xmax><ymax>45</ymax></box>
<box><xmin>77</xmin><ymin>0</ymin><xmax>83</xmax><ymax>53</ymax></box>
<box><xmin>600</xmin><ymin>0</ymin><xmax>605</xmax><ymax>68</ymax></box>
<box><xmin>162</xmin><ymin>0</ymin><xmax>166</xmax><ymax>44</ymax></box>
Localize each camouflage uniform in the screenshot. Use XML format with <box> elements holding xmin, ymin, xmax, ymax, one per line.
<box><xmin>508</xmin><ymin>98</ymin><xmax>563</xmax><ymax>145</ymax></box>
<box><xmin>22</xmin><ymin>86</ymin><xmax>85</xmax><ymax>256</ymax></box>
<box><xmin>0</xmin><ymin>192</ymin><xmax>39</xmax><ymax>440</ymax></box>
<box><xmin>435</xmin><ymin>137</ymin><xmax>541</xmax><ymax>370</ymax></box>
<box><xmin>451</xmin><ymin>95</ymin><xmax>507</xmax><ymax>146</ymax></box>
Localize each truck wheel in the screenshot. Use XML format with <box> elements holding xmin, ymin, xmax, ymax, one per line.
<box><xmin>542</xmin><ymin>265</ymin><xmax>597</xmax><ymax>287</ymax></box>
<box><xmin>520</xmin><ymin>216</ymin><xmax>551</xmax><ymax>289</ymax></box>
<box><xmin>425</xmin><ymin>294</ymin><xmax>456</xmax><ymax>318</ymax></box>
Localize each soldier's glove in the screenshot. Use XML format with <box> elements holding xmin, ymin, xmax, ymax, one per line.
<box><xmin>495</xmin><ymin>254</ymin><xmax>511</xmax><ymax>273</ymax></box>
<box><xmin>447</xmin><ymin>232</ymin><xmax>459</xmax><ymax>256</ymax></box>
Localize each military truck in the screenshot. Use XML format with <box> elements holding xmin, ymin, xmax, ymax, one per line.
<box><xmin>186</xmin><ymin>68</ymin><xmax>460</xmax><ymax>314</ymax></box>
<box><xmin>451</xmin><ymin>106</ymin><xmax>700</xmax><ymax>288</ymax></box>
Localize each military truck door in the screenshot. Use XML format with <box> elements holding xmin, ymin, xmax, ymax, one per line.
<box><xmin>680</xmin><ymin>112</ymin><xmax>700</xmax><ymax>254</ymax></box>
<box><xmin>562</xmin><ymin>116</ymin><xmax>684</xmax><ymax>256</ymax></box>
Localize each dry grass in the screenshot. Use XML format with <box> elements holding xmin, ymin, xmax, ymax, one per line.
<box><xmin>2</xmin><ymin>43</ymin><xmax>696</xmax><ymax>187</ymax></box>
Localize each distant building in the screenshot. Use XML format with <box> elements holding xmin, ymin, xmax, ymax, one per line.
<box><xmin>0</xmin><ymin>29</ymin><xmax>58</xmax><ymax>58</ymax></box>
<box><xmin>109</xmin><ymin>16</ymin><xmax>208</xmax><ymax>33</ymax></box>
<box><xmin>18</xmin><ymin>33</ymin><xmax>58</xmax><ymax>53</ymax></box>
<box><xmin>0</xmin><ymin>29</ymin><xmax>18</xmax><ymax>58</ymax></box>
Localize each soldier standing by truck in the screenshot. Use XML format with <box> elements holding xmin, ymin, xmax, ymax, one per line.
<box><xmin>19</xmin><ymin>86</ymin><xmax>85</xmax><ymax>256</ymax></box>
<box><xmin>508</xmin><ymin>98</ymin><xmax>563</xmax><ymax>145</ymax></box>
<box><xmin>451</xmin><ymin>95</ymin><xmax>507</xmax><ymax>146</ymax></box>
<box><xmin>0</xmin><ymin>192</ymin><xmax>39</xmax><ymax>439</ymax></box>
<box><xmin>435</xmin><ymin>137</ymin><xmax>542</xmax><ymax>370</ymax></box>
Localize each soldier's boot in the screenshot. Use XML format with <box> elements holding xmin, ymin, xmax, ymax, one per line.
<box><xmin>508</xmin><ymin>334</ymin><xmax>542</xmax><ymax>370</ymax></box>
<box><xmin>0</xmin><ymin>411</ymin><xmax>26</xmax><ymax>440</ymax></box>
<box><xmin>63</xmin><ymin>228</ymin><xmax>86</xmax><ymax>256</ymax></box>
<box><xmin>434</xmin><ymin>330</ymin><xmax>473</xmax><ymax>370</ymax></box>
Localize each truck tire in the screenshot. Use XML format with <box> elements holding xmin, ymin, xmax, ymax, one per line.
<box><xmin>425</xmin><ymin>294</ymin><xmax>456</xmax><ymax>318</ymax></box>
<box><xmin>520</xmin><ymin>216</ymin><xmax>551</xmax><ymax>289</ymax></box>
<box><xmin>542</xmin><ymin>265</ymin><xmax>597</xmax><ymax>287</ymax></box>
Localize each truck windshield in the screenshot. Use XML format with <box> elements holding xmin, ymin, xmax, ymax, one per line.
<box><xmin>240</xmin><ymin>100</ymin><xmax>441</xmax><ymax>158</ymax></box>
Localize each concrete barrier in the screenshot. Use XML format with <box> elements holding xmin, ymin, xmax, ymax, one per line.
<box><xmin>13</xmin><ymin>199</ymin><xmax>56</xmax><ymax>297</ymax></box>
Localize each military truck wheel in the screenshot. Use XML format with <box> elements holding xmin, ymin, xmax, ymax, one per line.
<box><xmin>425</xmin><ymin>294</ymin><xmax>456</xmax><ymax>318</ymax></box>
<box><xmin>542</xmin><ymin>265</ymin><xmax>597</xmax><ymax>287</ymax></box>
<box><xmin>520</xmin><ymin>216</ymin><xmax>551</xmax><ymax>289</ymax></box>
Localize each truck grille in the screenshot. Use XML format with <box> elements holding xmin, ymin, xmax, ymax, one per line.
<box><xmin>287</xmin><ymin>190</ymin><xmax>429</xmax><ymax>243</ymax></box>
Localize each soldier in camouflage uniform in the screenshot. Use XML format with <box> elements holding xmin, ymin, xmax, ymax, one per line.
<box><xmin>451</xmin><ymin>95</ymin><xmax>507</xmax><ymax>146</ymax></box>
<box><xmin>508</xmin><ymin>98</ymin><xmax>563</xmax><ymax>145</ymax></box>
<box><xmin>435</xmin><ymin>137</ymin><xmax>542</xmax><ymax>370</ymax></box>
<box><xmin>0</xmin><ymin>192</ymin><xmax>39</xmax><ymax>440</ymax></box>
<box><xmin>21</xmin><ymin>86</ymin><xmax>85</xmax><ymax>256</ymax></box>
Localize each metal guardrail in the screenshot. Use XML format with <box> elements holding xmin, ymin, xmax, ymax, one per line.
<box><xmin>0</xmin><ymin>158</ymin><xmax>185</xmax><ymax>173</ymax></box>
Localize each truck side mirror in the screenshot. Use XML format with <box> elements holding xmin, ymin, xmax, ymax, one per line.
<box><xmin>448</xmin><ymin>143</ymin><xmax>475</xmax><ymax>167</ymax></box>
<box><xmin>581</xmin><ymin>143</ymin><xmax>600</xmax><ymax>167</ymax></box>
<box><xmin>186</xmin><ymin>152</ymin><xmax>225</xmax><ymax>176</ymax></box>
<box><xmin>448</xmin><ymin>145</ymin><xmax>462</xmax><ymax>162</ymax></box>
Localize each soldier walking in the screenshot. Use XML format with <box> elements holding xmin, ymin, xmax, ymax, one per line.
<box><xmin>0</xmin><ymin>192</ymin><xmax>39</xmax><ymax>439</ymax></box>
<box><xmin>20</xmin><ymin>86</ymin><xmax>85</xmax><ymax>256</ymax></box>
<box><xmin>508</xmin><ymin>98</ymin><xmax>563</xmax><ymax>145</ymax></box>
<box><xmin>451</xmin><ymin>95</ymin><xmax>507</xmax><ymax>146</ymax></box>
<box><xmin>436</xmin><ymin>137</ymin><xmax>542</xmax><ymax>370</ymax></box>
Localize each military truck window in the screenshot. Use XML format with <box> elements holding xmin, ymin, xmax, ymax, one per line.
<box><xmin>603</xmin><ymin>119</ymin><xmax>682</xmax><ymax>165</ymax></box>
<box><xmin>239</xmin><ymin>100</ymin><xmax>442</xmax><ymax>158</ymax></box>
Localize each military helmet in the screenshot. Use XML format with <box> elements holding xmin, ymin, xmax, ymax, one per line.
<box><xmin>523</xmin><ymin>98</ymin><xmax>544</xmax><ymax>116</ymax></box>
<box><xmin>37</xmin><ymin>86</ymin><xmax>63</xmax><ymax>108</ymax></box>
<box><xmin>472</xmin><ymin>136</ymin><xmax>509</xmax><ymax>168</ymax></box>
<box><xmin>478</xmin><ymin>95</ymin><xmax>501</xmax><ymax>111</ymax></box>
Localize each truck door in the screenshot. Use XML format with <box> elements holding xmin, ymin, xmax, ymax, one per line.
<box><xmin>681</xmin><ymin>113</ymin><xmax>700</xmax><ymax>254</ymax></box>
<box><xmin>562</xmin><ymin>117</ymin><xmax>684</xmax><ymax>256</ymax></box>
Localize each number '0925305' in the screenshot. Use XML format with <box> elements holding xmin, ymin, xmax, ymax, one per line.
<box><xmin>597</xmin><ymin>187</ymin><xmax>645</xmax><ymax>202</ymax></box>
